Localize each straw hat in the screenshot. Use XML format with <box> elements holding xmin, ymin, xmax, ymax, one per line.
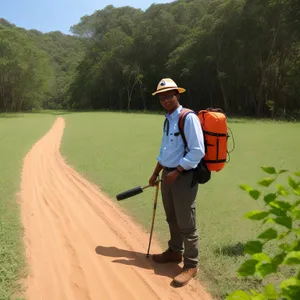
<box><xmin>152</xmin><ymin>78</ymin><xmax>186</xmax><ymax>96</ymax></box>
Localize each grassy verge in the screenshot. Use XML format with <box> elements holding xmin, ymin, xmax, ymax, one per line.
<box><xmin>0</xmin><ymin>113</ymin><xmax>56</xmax><ymax>299</ymax></box>
<box><xmin>59</xmin><ymin>111</ymin><xmax>300</xmax><ymax>299</ymax></box>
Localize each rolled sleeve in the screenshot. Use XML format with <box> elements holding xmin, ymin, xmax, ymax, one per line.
<box><xmin>179</xmin><ymin>113</ymin><xmax>205</xmax><ymax>170</ymax></box>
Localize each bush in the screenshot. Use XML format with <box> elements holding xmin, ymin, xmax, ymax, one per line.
<box><xmin>226</xmin><ymin>166</ymin><xmax>300</xmax><ymax>300</ymax></box>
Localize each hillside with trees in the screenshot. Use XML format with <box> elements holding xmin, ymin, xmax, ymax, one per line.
<box><xmin>1</xmin><ymin>0</ymin><xmax>300</xmax><ymax>119</ymax></box>
<box><xmin>0</xmin><ymin>18</ymin><xmax>86</xmax><ymax>111</ymax></box>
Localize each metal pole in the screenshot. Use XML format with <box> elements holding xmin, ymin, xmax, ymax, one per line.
<box><xmin>146</xmin><ymin>180</ymin><xmax>160</xmax><ymax>258</ymax></box>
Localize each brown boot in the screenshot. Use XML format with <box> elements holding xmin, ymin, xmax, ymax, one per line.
<box><xmin>172</xmin><ymin>266</ymin><xmax>198</xmax><ymax>287</ymax></box>
<box><xmin>152</xmin><ymin>249</ymin><xmax>182</xmax><ymax>263</ymax></box>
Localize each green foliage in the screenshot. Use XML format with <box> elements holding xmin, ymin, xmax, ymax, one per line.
<box><xmin>2</xmin><ymin>0</ymin><xmax>300</xmax><ymax>118</ymax></box>
<box><xmin>31</xmin><ymin>31</ymin><xmax>86</xmax><ymax>109</ymax></box>
<box><xmin>0</xmin><ymin>28</ymin><xmax>53</xmax><ymax>111</ymax></box>
<box><xmin>0</xmin><ymin>19</ymin><xmax>86</xmax><ymax>112</ymax></box>
<box><xmin>65</xmin><ymin>0</ymin><xmax>300</xmax><ymax>118</ymax></box>
<box><xmin>227</xmin><ymin>166</ymin><xmax>300</xmax><ymax>300</ymax></box>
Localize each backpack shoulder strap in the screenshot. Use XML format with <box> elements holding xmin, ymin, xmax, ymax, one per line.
<box><xmin>178</xmin><ymin>108</ymin><xmax>195</xmax><ymax>150</ymax></box>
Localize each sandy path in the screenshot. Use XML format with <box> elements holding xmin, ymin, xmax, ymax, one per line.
<box><xmin>20</xmin><ymin>117</ymin><xmax>213</xmax><ymax>300</ymax></box>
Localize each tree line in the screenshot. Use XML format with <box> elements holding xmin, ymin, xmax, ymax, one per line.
<box><xmin>1</xmin><ymin>0</ymin><xmax>300</xmax><ymax>119</ymax></box>
<box><xmin>0</xmin><ymin>18</ymin><xmax>85</xmax><ymax>111</ymax></box>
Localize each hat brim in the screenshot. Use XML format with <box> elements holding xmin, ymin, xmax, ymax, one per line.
<box><xmin>152</xmin><ymin>87</ymin><xmax>186</xmax><ymax>96</ymax></box>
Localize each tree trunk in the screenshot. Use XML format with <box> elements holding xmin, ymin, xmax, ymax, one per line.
<box><xmin>216</xmin><ymin>36</ymin><xmax>229</xmax><ymax>113</ymax></box>
<box><xmin>126</xmin><ymin>76</ymin><xmax>139</xmax><ymax>110</ymax></box>
<box><xmin>256</xmin><ymin>12</ymin><xmax>282</xmax><ymax>117</ymax></box>
<box><xmin>140</xmin><ymin>82</ymin><xmax>146</xmax><ymax>110</ymax></box>
<box><xmin>219</xmin><ymin>78</ymin><xmax>228</xmax><ymax>112</ymax></box>
<box><xmin>127</xmin><ymin>85</ymin><xmax>132</xmax><ymax>110</ymax></box>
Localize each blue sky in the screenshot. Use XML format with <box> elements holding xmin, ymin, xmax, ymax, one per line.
<box><xmin>2</xmin><ymin>0</ymin><xmax>174</xmax><ymax>34</ymax></box>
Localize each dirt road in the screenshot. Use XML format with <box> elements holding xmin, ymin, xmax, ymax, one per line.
<box><xmin>20</xmin><ymin>117</ymin><xmax>212</xmax><ymax>300</ymax></box>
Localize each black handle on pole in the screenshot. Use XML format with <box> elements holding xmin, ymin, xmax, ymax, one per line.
<box><xmin>116</xmin><ymin>186</ymin><xmax>144</xmax><ymax>200</ymax></box>
<box><xmin>116</xmin><ymin>180</ymin><xmax>162</xmax><ymax>201</ymax></box>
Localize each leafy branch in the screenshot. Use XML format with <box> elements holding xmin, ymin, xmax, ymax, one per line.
<box><xmin>227</xmin><ymin>166</ymin><xmax>300</xmax><ymax>300</ymax></box>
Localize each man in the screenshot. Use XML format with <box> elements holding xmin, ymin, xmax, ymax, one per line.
<box><xmin>149</xmin><ymin>78</ymin><xmax>205</xmax><ymax>287</ymax></box>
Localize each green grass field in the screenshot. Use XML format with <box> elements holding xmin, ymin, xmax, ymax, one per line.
<box><xmin>1</xmin><ymin>111</ymin><xmax>299</xmax><ymax>299</ymax></box>
<box><xmin>60</xmin><ymin>112</ymin><xmax>300</xmax><ymax>298</ymax></box>
<box><xmin>0</xmin><ymin>113</ymin><xmax>56</xmax><ymax>299</ymax></box>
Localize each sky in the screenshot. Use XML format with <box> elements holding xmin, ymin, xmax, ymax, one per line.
<box><xmin>1</xmin><ymin>0</ymin><xmax>174</xmax><ymax>34</ymax></box>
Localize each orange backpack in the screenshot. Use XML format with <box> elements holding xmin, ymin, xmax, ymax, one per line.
<box><xmin>178</xmin><ymin>107</ymin><xmax>232</xmax><ymax>173</ymax></box>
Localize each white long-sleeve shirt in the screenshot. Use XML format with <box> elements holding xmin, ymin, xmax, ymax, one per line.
<box><xmin>157</xmin><ymin>105</ymin><xmax>205</xmax><ymax>170</ymax></box>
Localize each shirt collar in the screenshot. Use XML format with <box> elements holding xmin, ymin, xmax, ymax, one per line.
<box><xmin>166</xmin><ymin>105</ymin><xmax>183</xmax><ymax>120</ymax></box>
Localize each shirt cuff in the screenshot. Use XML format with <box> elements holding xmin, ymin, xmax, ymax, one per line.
<box><xmin>157</xmin><ymin>155</ymin><xmax>162</xmax><ymax>165</ymax></box>
<box><xmin>179</xmin><ymin>157</ymin><xmax>193</xmax><ymax>170</ymax></box>
<box><xmin>179</xmin><ymin>153</ymin><xmax>204</xmax><ymax>170</ymax></box>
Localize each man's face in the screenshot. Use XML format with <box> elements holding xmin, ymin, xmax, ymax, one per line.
<box><xmin>157</xmin><ymin>90</ymin><xmax>179</xmax><ymax>113</ymax></box>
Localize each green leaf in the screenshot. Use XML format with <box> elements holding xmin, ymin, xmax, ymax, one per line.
<box><xmin>256</xmin><ymin>263</ymin><xmax>277</xmax><ymax>277</ymax></box>
<box><xmin>258</xmin><ymin>178</ymin><xmax>275</xmax><ymax>187</ymax></box>
<box><xmin>293</xmin><ymin>187</ymin><xmax>300</xmax><ymax>196</ymax></box>
<box><xmin>226</xmin><ymin>290</ymin><xmax>251</xmax><ymax>300</ymax></box>
<box><xmin>252</xmin><ymin>294</ymin><xmax>266</xmax><ymax>300</ymax></box>
<box><xmin>291</xmin><ymin>240</ymin><xmax>300</xmax><ymax>251</ymax></box>
<box><xmin>273</xmin><ymin>216</ymin><xmax>292</xmax><ymax>229</ymax></box>
<box><xmin>269</xmin><ymin>200</ymin><xmax>291</xmax><ymax>210</ymax></box>
<box><xmin>239</xmin><ymin>184</ymin><xmax>253</xmax><ymax>192</ymax></box>
<box><xmin>293</xmin><ymin>228</ymin><xmax>300</xmax><ymax>235</ymax></box>
<box><xmin>244</xmin><ymin>241</ymin><xmax>263</xmax><ymax>255</ymax></box>
<box><xmin>262</xmin><ymin>217</ymin><xmax>275</xmax><ymax>225</ymax></box>
<box><xmin>294</xmin><ymin>171</ymin><xmax>300</xmax><ymax>177</ymax></box>
<box><xmin>239</xmin><ymin>185</ymin><xmax>261</xmax><ymax>200</ymax></box>
<box><xmin>238</xmin><ymin>259</ymin><xmax>258</xmax><ymax>276</ymax></box>
<box><xmin>277</xmin><ymin>184</ymin><xmax>290</xmax><ymax>196</ymax></box>
<box><xmin>258</xmin><ymin>228</ymin><xmax>277</xmax><ymax>240</ymax></box>
<box><xmin>264</xmin><ymin>193</ymin><xmax>277</xmax><ymax>204</ymax></box>
<box><xmin>249</xmin><ymin>190</ymin><xmax>261</xmax><ymax>200</ymax></box>
<box><xmin>277</xmin><ymin>231</ymin><xmax>290</xmax><ymax>240</ymax></box>
<box><xmin>280</xmin><ymin>276</ymin><xmax>300</xmax><ymax>299</ymax></box>
<box><xmin>264</xmin><ymin>284</ymin><xmax>278</xmax><ymax>299</ymax></box>
<box><xmin>283</xmin><ymin>251</ymin><xmax>300</xmax><ymax>265</ymax></box>
<box><xmin>261</xmin><ymin>166</ymin><xmax>277</xmax><ymax>174</ymax></box>
<box><xmin>293</xmin><ymin>210</ymin><xmax>300</xmax><ymax>220</ymax></box>
<box><xmin>279</xmin><ymin>169</ymin><xmax>288</xmax><ymax>174</ymax></box>
<box><xmin>272</xmin><ymin>253</ymin><xmax>287</xmax><ymax>266</ymax></box>
<box><xmin>269</xmin><ymin>208</ymin><xmax>286</xmax><ymax>217</ymax></box>
<box><xmin>250</xmin><ymin>289</ymin><xmax>260</xmax><ymax>296</ymax></box>
<box><xmin>288</xmin><ymin>176</ymin><xmax>299</xmax><ymax>189</ymax></box>
<box><xmin>245</xmin><ymin>210</ymin><xmax>269</xmax><ymax>220</ymax></box>
<box><xmin>279</xmin><ymin>243</ymin><xmax>291</xmax><ymax>251</ymax></box>
<box><xmin>291</xmin><ymin>200</ymin><xmax>300</xmax><ymax>210</ymax></box>
<box><xmin>281</xmin><ymin>276</ymin><xmax>300</xmax><ymax>287</ymax></box>
<box><xmin>252</xmin><ymin>253</ymin><xmax>271</xmax><ymax>263</ymax></box>
<box><xmin>281</xmin><ymin>242</ymin><xmax>300</xmax><ymax>253</ymax></box>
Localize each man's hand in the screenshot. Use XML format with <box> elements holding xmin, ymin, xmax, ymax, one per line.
<box><xmin>149</xmin><ymin>173</ymin><xmax>159</xmax><ymax>186</ymax></box>
<box><xmin>164</xmin><ymin>170</ymin><xmax>180</xmax><ymax>184</ymax></box>
<box><xmin>149</xmin><ymin>163</ymin><xmax>163</xmax><ymax>186</ymax></box>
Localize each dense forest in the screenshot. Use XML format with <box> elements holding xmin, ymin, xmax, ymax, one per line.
<box><xmin>1</xmin><ymin>0</ymin><xmax>300</xmax><ymax>119</ymax></box>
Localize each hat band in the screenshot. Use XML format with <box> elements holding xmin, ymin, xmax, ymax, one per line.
<box><xmin>154</xmin><ymin>86</ymin><xmax>179</xmax><ymax>93</ymax></box>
